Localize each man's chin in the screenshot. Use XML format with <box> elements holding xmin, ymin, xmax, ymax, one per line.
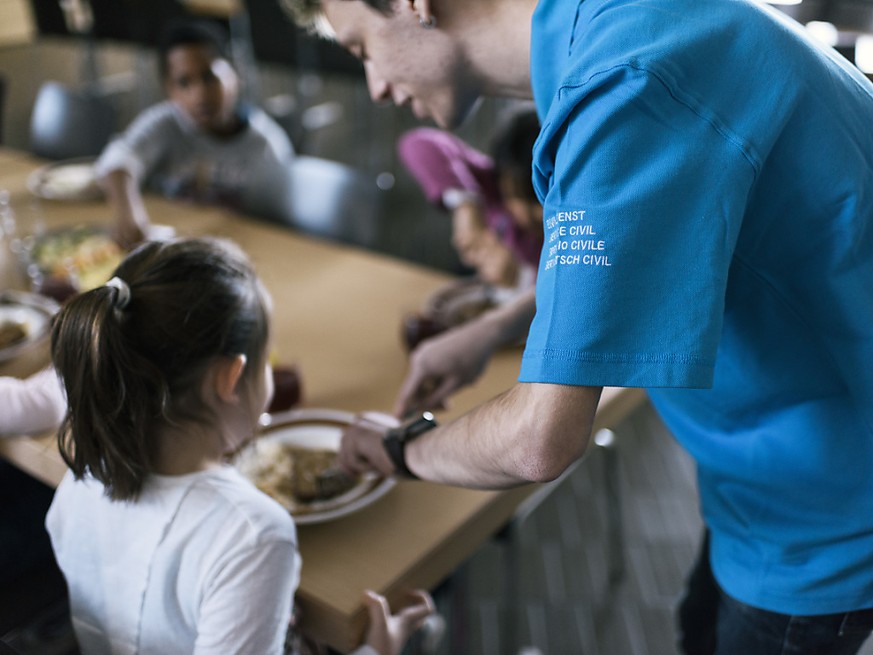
<box><xmin>410</xmin><ymin>98</ymin><xmax>464</xmax><ymax>129</ymax></box>
<box><xmin>438</xmin><ymin>96</ymin><xmax>483</xmax><ymax>131</ymax></box>
<box><xmin>425</xmin><ymin>107</ymin><xmax>463</xmax><ymax>130</ymax></box>
<box><xmin>410</xmin><ymin>100</ymin><xmax>433</xmax><ymax>124</ymax></box>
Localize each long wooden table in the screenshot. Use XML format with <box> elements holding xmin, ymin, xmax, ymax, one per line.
<box><xmin>0</xmin><ymin>149</ymin><xmax>646</xmax><ymax>652</ymax></box>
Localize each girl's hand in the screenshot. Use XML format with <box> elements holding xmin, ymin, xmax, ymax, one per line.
<box><xmin>363</xmin><ymin>589</ymin><xmax>435</xmax><ymax>655</ymax></box>
<box><xmin>471</xmin><ymin>231</ymin><xmax>519</xmax><ymax>288</ymax></box>
<box><xmin>451</xmin><ymin>202</ymin><xmax>488</xmax><ymax>266</ymax></box>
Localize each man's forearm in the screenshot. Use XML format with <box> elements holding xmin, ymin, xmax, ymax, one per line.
<box><xmin>481</xmin><ymin>288</ymin><xmax>537</xmax><ymax>349</ymax></box>
<box><xmin>405</xmin><ymin>382</ymin><xmax>602</xmax><ymax>488</ymax></box>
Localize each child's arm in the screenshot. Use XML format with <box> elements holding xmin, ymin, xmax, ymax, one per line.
<box><xmin>101</xmin><ymin>168</ymin><xmax>151</xmax><ymax>249</ymax></box>
<box><xmin>0</xmin><ymin>367</ymin><xmax>66</xmax><ymax>436</ymax></box>
<box><xmin>357</xmin><ymin>590</ymin><xmax>436</xmax><ymax>655</ymax></box>
<box><xmin>94</xmin><ymin>103</ymin><xmax>178</xmax><ymax>248</ymax></box>
<box><xmin>445</xmin><ymin>192</ymin><xmax>488</xmax><ymax>267</ymax></box>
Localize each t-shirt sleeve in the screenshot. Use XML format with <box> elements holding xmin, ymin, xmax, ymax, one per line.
<box><xmin>0</xmin><ymin>367</ymin><xmax>67</xmax><ymax>435</ymax></box>
<box><xmin>193</xmin><ymin>539</ymin><xmax>300</xmax><ymax>655</ymax></box>
<box><xmin>94</xmin><ymin>103</ymin><xmax>178</xmax><ymax>183</ymax></box>
<box><xmin>520</xmin><ymin>65</ymin><xmax>755</xmax><ymax>388</ymax></box>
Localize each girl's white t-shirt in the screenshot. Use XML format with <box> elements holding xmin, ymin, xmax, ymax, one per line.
<box><xmin>46</xmin><ymin>466</ymin><xmax>301</xmax><ymax>655</ymax></box>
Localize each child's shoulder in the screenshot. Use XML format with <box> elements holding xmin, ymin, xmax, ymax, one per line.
<box><xmin>123</xmin><ymin>101</ymin><xmax>190</xmax><ymax>140</ymax></box>
<box><xmin>183</xmin><ymin>467</ymin><xmax>298</xmax><ymax>545</ymax></box>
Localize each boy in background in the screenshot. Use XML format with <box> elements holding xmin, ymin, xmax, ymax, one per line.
<box><xmin>97</xmin><ymin>19</ymin><xmax>294</xmax><ymax>247</ymax></box>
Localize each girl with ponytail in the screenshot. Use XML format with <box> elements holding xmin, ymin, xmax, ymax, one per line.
<box><xmin>45</xmin><ymin>236</ymin><xmax>432</xmax><ymax>655</ymax></box>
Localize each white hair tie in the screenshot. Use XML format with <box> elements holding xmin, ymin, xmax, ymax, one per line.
<box><xmin>105</xmin><ymin>276</ymin><xmax>131</xmax><ymax>310</ymax></box>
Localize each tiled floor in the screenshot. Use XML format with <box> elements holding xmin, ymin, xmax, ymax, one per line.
<box><xmin>424</xmin><ymin>399</ymin><xmax>705</xmax><ymax>655</ymax></box>
<box><xmin>423</xmin><ymin>398</ymin><xmax>873</xmax><ymax>655</ymax></box>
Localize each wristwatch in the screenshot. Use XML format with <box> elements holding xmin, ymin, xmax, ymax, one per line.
<box><xmin>382</xmin><ymin>411</ymin><xmax>438</xmax><ymax>479</ymax></box>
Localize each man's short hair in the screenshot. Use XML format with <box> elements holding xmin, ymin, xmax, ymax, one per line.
<box><xmin>280</xmin><ymin>0</ymin><xmax>395</xmax><ymax>33</ymax></box>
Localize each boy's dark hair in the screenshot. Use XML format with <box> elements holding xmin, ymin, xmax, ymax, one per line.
<box><xmin>491</xmin><ymin>108</ymin><xmax>541</xmax><ymax>203</ymax></box>
<box><xmin>51</xmin><ymin>237</ymin><xmax>270</xmax><ymax>501</ymax></box>
<box><xmin>156</xmin><ymin>19</ymin><xmax>231</xmax><ymax>79</ymax></box>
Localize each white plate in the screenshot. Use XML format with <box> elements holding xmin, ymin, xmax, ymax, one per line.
<box><xmin>27</xmin><ymin>158</ymin><xmax>102</xmax><ymax>201</ymax></box>
<box><xmin>235</xmin><ymin>408</ymin><xmax>396</xmax><ymax>525</ymax></box>
<box><xmin>0</xmin><ymin>291</ymin><xmax>59</xmax><ymax>363</ymax></box>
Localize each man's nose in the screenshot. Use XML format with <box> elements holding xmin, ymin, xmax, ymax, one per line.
<box><xmin>364</xmin><ymin>61</ymin><xmax>390</xmax><ymax>103</ymax></box>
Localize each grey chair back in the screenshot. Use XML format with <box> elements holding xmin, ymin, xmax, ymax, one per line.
<box><xmin>29</xmin><ymin>81</ymin><xmax>117</xmax><ymax>160</ymax></box>
<box><xmin>245</xmin><ymin>156</ymin><xmax>385</xmax><ymax>249</ymax></box>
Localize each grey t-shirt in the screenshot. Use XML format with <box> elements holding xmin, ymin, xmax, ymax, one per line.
<box><xmin>96</xmin><ymin>101</ymin><xmax>294</xmax><ymax>219</ymax></box>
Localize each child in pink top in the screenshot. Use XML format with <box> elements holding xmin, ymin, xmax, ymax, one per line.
<box><xmin>397</xmin><ymin>108</ymin><xmax>542</xmax><ymax>289</ymax></box>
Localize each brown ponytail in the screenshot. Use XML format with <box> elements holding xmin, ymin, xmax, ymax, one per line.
<box><xmin>51</xmin><ymin>237</ymin><xmax>270</xmax><ymax>500</ymax></box>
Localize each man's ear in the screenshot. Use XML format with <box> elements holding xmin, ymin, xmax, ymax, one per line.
<box><xmin>409</xmin><ymin>0</ymin><xmax>434</xmax><ymax>24</ymax></box>
<box><xmin>214</xmin><ymin>354</ymin><xmax>247</xmax><ymax>404</ymax></box>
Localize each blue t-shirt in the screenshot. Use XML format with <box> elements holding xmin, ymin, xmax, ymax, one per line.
<box><xmin>521</xmin><ymin>0</ymin><xmax>873</xmax><ymax>614</ymax></box>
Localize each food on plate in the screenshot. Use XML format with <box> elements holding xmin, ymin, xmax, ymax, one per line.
<box><xmin>31</xmin><ymin>227</ymin><xmax>124</xmax><ymax>293</ymax></box>
<box><xmin>291</xmin><ymin>448</ymin><xmax>353</xmax><ymax>501</ymax></box>
<box><xmin>0</xmin><ymin>321</ymin><xmax>27</xmax><ymax>350</ymax></box>
<box><xmin>238</xmin><ymin>440</ymin><xmax>358</xmax><ymax>512</ymax></box>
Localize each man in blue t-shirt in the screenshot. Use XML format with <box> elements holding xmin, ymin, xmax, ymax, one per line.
<box><xmin>281</xmin><ymin>0</ymin><xmax>873</xmax><ymax>652</ymax></box>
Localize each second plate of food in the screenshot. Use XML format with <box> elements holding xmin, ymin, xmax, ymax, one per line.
<box><xmin>234</xmin><ymin>408</ymin><xmax>396</xmax><ymax>525</ymax></box>
<box><xmin>27</xmin><ymin>158</ymin><xmax>103</xmax><ymax>202</ymax></box>
<box><xmin>0</xmin><ymin>291</ymin><xmax>59</xmax><ymax>363</ymax></box>
<box><xmin>28</xmin><ymin>224</ymin><xmax>125</xmax><ymax>294</ymax></box>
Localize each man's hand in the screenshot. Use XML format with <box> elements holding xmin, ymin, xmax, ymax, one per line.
<box><xmin>395</xmin><ymin>290</ymin><xmax>536</xmax><ymax>419</ymax></box>
<box><xmin>337</xmin><ymin>412</ymin><xmax>399</xmax><ymax>477</ymax></box>
<box><xmin>394</xmin><ymin>316</ymin><xmax>499</xmax><ymax>418</ymax></box>
<box><xmin>363</xmin><ymin>590</ymin><xmax>436</xmax><ymax>655</ymax></box>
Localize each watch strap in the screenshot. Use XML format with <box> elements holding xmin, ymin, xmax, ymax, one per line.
<box><xmin>382</xmin><ymin>412</ymin><xmax>437</xmax><ymax>479</ymax></box>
